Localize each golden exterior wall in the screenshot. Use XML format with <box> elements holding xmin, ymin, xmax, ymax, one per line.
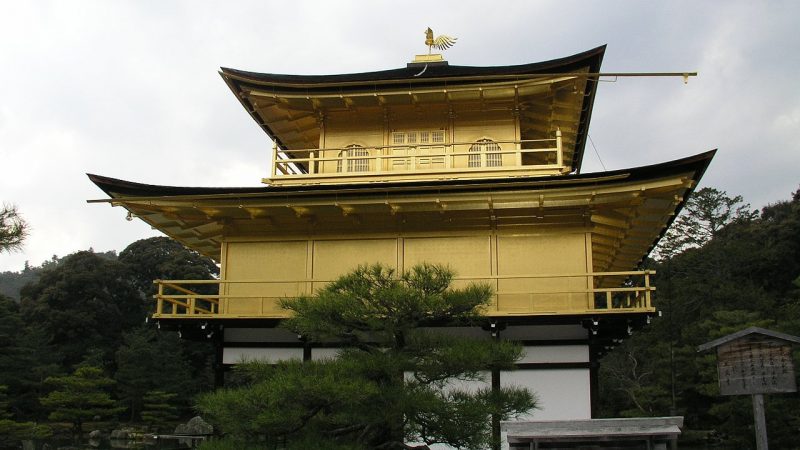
<box><xmin>220</xmin><ymin>230</ymin><xmax>590</xmax><ymax>316</ymax></box>
<box><xmin>315</xmin><ymin>106</ymin><xmax>519</xmax><ymax>173</ymax></box>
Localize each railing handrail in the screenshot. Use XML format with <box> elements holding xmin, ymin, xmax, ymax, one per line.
<box><xmin>156</xmin><ymin>285</ymin><xmax>654</xmax><ymax>300</ymax></box>
<box><xmin>153</xmin><ymin>270</ymin><xmax>655</xmax><ymax>285</ymax></box>
<box><xmin>274</xmin><ymin>148</ymin><xmax>558</xmax><ymax>165</ymax></box>
<box><xmin>275</xmin><ymin>137</ymin><xmax>558</xmax><ymax>156</ymax></box>
<box><xmin>153</xmin><ymin>268</ymin><xmax>654</xmax><ymax>317</ymax></box>
<box><xmin>268</xmin><ymin>133</ymin><xmax>566</xmax><ymax>180</ymax></box>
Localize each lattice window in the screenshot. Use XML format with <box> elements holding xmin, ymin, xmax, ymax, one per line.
<box><xmin>337</xmin><ymin>144</ymin><xmax>370</xmax><ymax>173</ymax></box>
<box><xmin>390</xmin><ymin>129</ymin><xmax>447</xmax><ymax>170</ymax></box>
<box><xmin>468</xmin><ymin>139</ymin><xmax>502</xmax><ymax>168</ymax></box>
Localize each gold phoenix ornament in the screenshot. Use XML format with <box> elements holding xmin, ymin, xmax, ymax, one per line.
<box><xmin>424</xmin><ymin>27</ymin><xmax>457</xmax><ymax>54</ymax></box>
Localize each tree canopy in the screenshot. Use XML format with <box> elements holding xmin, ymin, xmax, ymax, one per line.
<box><xmin>20</xmin><ymin>250</ymin><xmax>143</xmax><ymax>367</ymax></box>
<box><xmin>40</xmin><ymin>366</ymin><xmax>123</xmax><ymax>438</ymax></box>
<box><xmin>0</xmin><ymin>204</ymin><xmax>27</xmax><ymax>253</ymax></box>
<box><xmin>600</xmin><ymin>186</ymin><xmax>800</xmax><ymax>448</ymax></box>
<box><xmin>0</xmin><ymin>237</ymin><xmax>220</xmax><ymax>435</ymax></box>
<box><xmin>198</xmin><ymin>264</ymin><xmax>535</xmax><ymax>450</ymax></box>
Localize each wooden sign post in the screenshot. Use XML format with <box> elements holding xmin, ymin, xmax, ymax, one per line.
<box><xmin>699</xmin><ymin>327</ymin><xmax>800</xmax><ymax>450</ymax></box>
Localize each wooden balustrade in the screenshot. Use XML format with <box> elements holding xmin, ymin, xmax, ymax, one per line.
<box><xmin>152</xmin><ymin>270</ymin><xmax>655</xmax><ymax>319</ymax></box>
<box><xmin>267</xmin><ymin>135</ymin><xmax>566</xmax><ymax>184</ymax></box>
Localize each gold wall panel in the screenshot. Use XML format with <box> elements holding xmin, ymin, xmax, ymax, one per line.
<box><xmin>223</xmin><ymin>241</ymin><xmax>309</xmax><ymax>315</ymax></box>
<box><xmin>218</xmin><ymin>232</ymin><xmax>594</xmax><ymax>316</ymax></box>
<box><xmin>496</xmin><ymin>233</ymin><xmax>589</xmax><ymax>313</ymax></box>
<box><xmin>403</xmin><ymin>235</ymin><xmax>492</xmax><ymax>290</ymax></box>
<box><xmin>312</xmin><ymin>238</ymin><xmax>398</xmax><ymax>288</ymax></box>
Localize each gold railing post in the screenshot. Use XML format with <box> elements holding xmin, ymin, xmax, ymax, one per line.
<box><xmin>445</xmin><ymin>143</ymin><xmax>452</xmax><ymax>169</ymax></box>
<box><xmin>187</xmin><ymin>297</ymin><xmax>196</xmax><ymax>315</ymax></box>
<box><xmin>271</xmin><ymin>142</ymin><xmax>278</xmax><ymax>178</ymax></box>
<box><xmin>375</xmin><ymin>148</ymin><xmax>383</xmax><ymax>173</ymax></box>
<box><xmin>155</xmin><ymin>280</ymin><xmax>164</xmax><ymax>315</ymax></box>
<box><xmin>606</xmin><ymin>291</ymin><xmax>613</xmax><ymax>309</ymax></box>
<box><xmin>309</xmin><ymin>151</ymin><xmax>316</xmax><ymax>175</ymax></box>
<box><xmin>516</xmin><ymin>141</ymin><xmax>522</xmax><ymax>167</ymax></box>
<box><xmin>342</xmin><ymin>151</ymin><xmax>349</xmax><ymax>173</ymax></box>
<box><xmin>220</xmin><ymin>280</ymin><xmax>227</xmax><ymax>315</ymax></box>
<box><xmin>644</xmin><ymin>270</ymin><xmax>652</xmax><ymax>308</ymax></box>
<box><xmin>556</xmin><ymin>128</ymin><xmax>563</xmax><ymax>168</ymax></box>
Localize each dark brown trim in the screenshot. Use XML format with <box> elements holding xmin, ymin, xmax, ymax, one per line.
<box><xmin>223</xmin><ymin>341</ymin><xmax>305</xmax><ymax>348</ymax></box>
<box><xmin>513</xmin><ymin>362</ymin><xmax>591</xmax><ymax>370</ymax></box>
<box><xmin>590</xmin><ymin>359</ymin><xmax>600</xmax><ymax>418</ymax></box>
<box><xmin>214</xmin><ymin>335</ymin><xmax>225</xmax><ymax>388</ymax></box>
<box><xmin>517</xmin><ymin>339</ymin><xmax>589</xmax><ymax>346</ymax></box>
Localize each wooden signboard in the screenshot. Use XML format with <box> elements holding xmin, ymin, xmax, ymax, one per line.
<box><xmin>716</xmin><ymin>335</ymin><xmax>796</xmax><ymax>396</ymax></box>
<box><xmin>699</xmin><ymin>327</ymin><xmax>800</xmax><ymax>450</ymax></box>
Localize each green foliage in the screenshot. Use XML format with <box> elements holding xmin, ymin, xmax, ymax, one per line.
<box><xmin>119</xmin><ymin>237</ymin><xmax>219</xmax><ymax>299</ymax></box>
<box><xmin>600</xmin><ymin>187</ymin><xmax>800</xmax><ymax>447</ymax></box>
<box><xmin>40</xmin><ymin>366</ymin><xmax>123</xmax><ymax>437</ymax></box>
<box><xmin>0</xmin><ymin>237</ymin><xmax>220</xmax><ymax>428</ymax></box>
<box><xmin>198</xmin><ymin>264</ymin><xmax>535</xmax><ymax>449</ymax></box>
<box><xmin>0</xmin><ymin>295</ymin><xmax>60</xmax><ymax>419</ymax></box>
<box><xmin>0</xmin><ymin>385</ymin><xmax>52</xmax><ymax>447</ymax></box>
<box><xmin>653</xmin><ymin>187</ymin><xmax>757</xmax><ymax>259</ymax></box>
<box><xmin>141</xmin><ymin>390</ymin><xmax>180</xmax><ymax>429</ymax></box>
<box><xmin>20</xmin><ymin>251</ymin><xmax>143</xmax><ymax>367</ymax></box>
<box><xmin>115</xmin><ymin>327</ymin><xmax>193</xmax><ymax>421</ymax></box>
<box><xmin>0</xmin><ymin>204</ymin><xmax>28</xmax><ymax>253</ymax></box>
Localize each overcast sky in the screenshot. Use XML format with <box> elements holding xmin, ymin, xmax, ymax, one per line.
<box><xmin>1</xmin><ymin>1</ymin><xmax>798</xmax><ymax>272</ymax></box>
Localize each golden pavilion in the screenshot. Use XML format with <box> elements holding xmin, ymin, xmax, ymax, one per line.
<box><xmin>89</xmin><ymin>44</ymin><xmax>712</xmax><ymax>436</ymax></box>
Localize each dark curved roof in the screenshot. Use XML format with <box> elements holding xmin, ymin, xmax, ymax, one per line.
<box><xmin>88</xmin><ymin>150</ymin><xmax>714</xmax><ymax>200</ymax></box>
<box><xmin>219</xmin><ymin>46</ymin><xmax>606</xmax><ymax>173</ymax></box>
<box><xmin>220</xmin><ymin>45</ymin><xmax>606</xmax><ymax>87</ymax></box>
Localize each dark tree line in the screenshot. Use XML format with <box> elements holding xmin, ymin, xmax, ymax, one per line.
<box><xmin>599</xmin><ymin>187</ymin><xmax>800</xmax><ymax>448</ymax></box>
<box><xmin>0</xmin><ymin>237</ymin><xmax>218</xmax><ymax>446</ymax></box>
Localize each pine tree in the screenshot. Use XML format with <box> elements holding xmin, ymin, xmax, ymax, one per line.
<box><xmin>0</xmin><ymin>204</ymin><xmax>27</xmax><ymax>253</ymax></box>
<box><xmin>141</xmin><ymin>390</ymin><xmax>180</xmax><ymax>430</ymax></box>
<box><xmin>0</xmin><ymin>385</ymin><xmax>51</xmax><ymax>447</ymax></box>
<box><xmin>40</xmin><ymin>366</ymin><xmax>123</xmax><ymax>440</ymax></box>
<box><xmin>198</xmin><ymin>264</ymin><xmax>535</xmax><ymax>449</ymax></box>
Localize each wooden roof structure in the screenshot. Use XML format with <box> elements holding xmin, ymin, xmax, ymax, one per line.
<box><xmin>88</xmin><ymin>150</ymin><xmax>714</xmax><ymax>272</ymax></box>
<box><xmin>220</xmin><ymin>46</ymin><xmax>606</xmax><ymax>174</ymax></box>
<box><xmin>698</xmin><ymin>327</ymin><xmax>800</xmax><ymax>352</ymax></box>
<box><xmin>503</xmin><ymin>417</ymin><xmax>683</xmax><ymax>448</ymax></box>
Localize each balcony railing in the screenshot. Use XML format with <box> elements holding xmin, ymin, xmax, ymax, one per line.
<box><xmin>268</xmin><ymin>132</ymin><xmax>566</xmax><ymax>184</ymax></box>
<box><xmin>152</xmin><ymin>271</ymin><xmax>655</xmax><ymax>319</ymax></box>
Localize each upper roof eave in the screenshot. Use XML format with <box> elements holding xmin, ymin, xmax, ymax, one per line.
<box><xmin>219</xmin><ymin>45</ymin><xmax>606</xmax><ymax>88</ymax></box>
<box><xmin>219</xmin><ymin>46</ymin><xmax>605</xmax><ymax>172</ymax></box>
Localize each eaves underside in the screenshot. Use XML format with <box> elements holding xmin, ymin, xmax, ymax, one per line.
<box><xmin>88</xmin><ymin>150</ymin><xmax>715</xmax><ymax>272</ymax></box>
<box><xmin>219</xmin><ymin>46</ymin><xmax>605</xmax><ymax>173</ymax></box>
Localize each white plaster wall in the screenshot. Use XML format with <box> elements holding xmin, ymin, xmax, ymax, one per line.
<box><xmin>501</xmin><ymin>369</ymin><xmax>591</xmax><ymax>421</ymax></box>
<box><xmin>311</xmin><ymin>347</ymin><xmax>339</xmax><ymax>360</ymax></box>
<box><xmin>222</xmin><ymin>347</ymin><xmax>303</xmax><ymax>364</ymax></box>
<box><xmin>502</xmin><ymin>324</ymin><xmax>588</xmax><ymax>340</ymax></box>
<box><xmin>223</xmin><ymin>327</ymin><xmax>300</xmax><ymax>343</ymax></box>
<box><xmin>517</xmin><ymin>345</ymin><xmax>589</xmax><ymax>364</ymax></box>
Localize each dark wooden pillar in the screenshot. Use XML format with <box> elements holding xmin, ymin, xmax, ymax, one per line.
<box><xmin>491</xmin><ymin>324</ymin><xmax>501</xmax><ymax>450</ymax></box>
<box><xmin>214</xmin><ymin>334</ymin><xmax>225</xmax><ymax>388</ymax></box>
